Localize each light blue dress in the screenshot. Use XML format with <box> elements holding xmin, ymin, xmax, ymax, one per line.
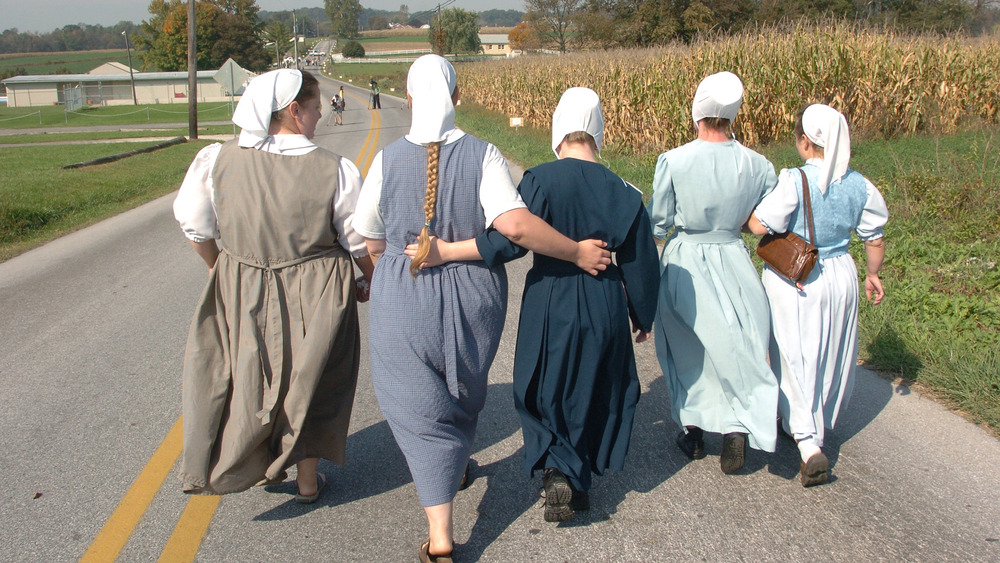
<box><xmin>649</xmin><ymin>139</ymin><xmax>779</xmax><ymax>452</ymax></box>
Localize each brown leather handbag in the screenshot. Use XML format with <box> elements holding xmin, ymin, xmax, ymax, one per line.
<box><xmin>755</xmin><ymin>168</ymin><xmax>818</xmax><ymax>286</ymax></box>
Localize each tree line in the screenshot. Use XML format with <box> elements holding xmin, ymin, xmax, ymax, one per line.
<box><xmin>518</xmin><ymin>0</ymin><xmax>1000</xmax><ymax>53</ymax></box>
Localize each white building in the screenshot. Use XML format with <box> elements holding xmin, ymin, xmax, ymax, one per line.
<box><xmin>2</xmin><ymin>68</ymin><xmax>231</xmax><ymax>108</ymax></box>
<box><xmin>479</xmin><ymin>34</ymin><xmax>511</xmax><ymax>56</ymax></box>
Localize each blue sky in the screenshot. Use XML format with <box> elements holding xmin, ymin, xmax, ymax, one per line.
<box><xmin>5</xmin><ymin>1</ymin><xmax>514</xmax><ymax>34</ymax></box>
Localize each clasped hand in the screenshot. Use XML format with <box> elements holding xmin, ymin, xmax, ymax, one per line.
<box><xmin>404</xmin><ymin>236</ymin><xmax>611</xmax><ymax>276</ymax></box>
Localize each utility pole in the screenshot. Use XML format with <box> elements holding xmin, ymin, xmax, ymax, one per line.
<box><xmin>292</xmin><ymin>11</ymin><xmax>298</xmax><ymax>68</ymax></box>
<box><xmin>122</xmin><ymin>29</ymin><xmax>137</xmax><ymax>105</ymax></box>
<box><xmin>187</xmin><ymin>0</ymin><xmax>198</xmax><ymax>139</ymax></box>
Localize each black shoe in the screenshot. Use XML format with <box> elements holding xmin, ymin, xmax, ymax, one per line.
<box><xmin>720</xmin><ymin>432</ymin><xmax>748</xmax><ymax>474</ymax></box>
<box><xmin>676</xmin><ymin>428</ymin><xmax>706</xmax><ymax>460</ymax></box>
<box><xmin>800</xmin><ymin>452</ymin><xmax>829</xmax><ymax>487</ymax></box>
<box><xmin>570</xmin><ymin>490</ymin><xmax>590</xmax><ymax>512</ymax></box>
<box><xmin>541</xmin><ymin>468</ymin><xmax>575</xmax><ymax>522</ymax></box>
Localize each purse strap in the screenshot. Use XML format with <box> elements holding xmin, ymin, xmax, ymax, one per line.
<box><xmin>798</xmin><ymin>168</ymin><xmax>817</xmax><ymax>246</ymax></box>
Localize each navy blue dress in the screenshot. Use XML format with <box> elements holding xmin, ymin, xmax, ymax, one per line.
<box><xmin>477</xmin><ymin>158</ymin><xmax>659</xmax><ymax>492</ymax></box>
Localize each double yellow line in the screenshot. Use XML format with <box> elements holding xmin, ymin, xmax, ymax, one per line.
<box><xmin>80</xmin><ymin>88</ymin><xmax>385</xmax><ymax>562</ymax></box>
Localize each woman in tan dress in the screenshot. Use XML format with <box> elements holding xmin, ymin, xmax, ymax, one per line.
<box><xmin>173</xmin><ymin>69</ymin><xmax>374</xmax><ymax>500</ymax></box>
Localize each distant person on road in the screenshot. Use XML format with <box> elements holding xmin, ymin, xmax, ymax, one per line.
<box><xmin>414</xmin><ymin>87</ymin><xmax>660</xmax><ymax>523</ymax></box>
<box><xmin>649</xmin><ymin>71</ymin><xmax>779</xmax><ymax>475</ymax></box>
<box><xmin>172</xmin><ymin>69</ymin><xmax>374</xmax><ymax>500</ymax></box>
<box><xmin>332</xmin><ymin>93</ymin><xmax>344</xmax><ymax>125</ymax></box>
<box><xmin>353</xmin><ymin>54</ymin><xmax>610</xmax><ymax>563</ymax></box>
<box><xmin>748</xmin><ymin>104</ymin><xmax>888</xmax><ymax>487</ymax></box>
<box><xmin>369</xmin><ymin>78</ymin><xmax>381</xmax><ymax>109</ymax></box>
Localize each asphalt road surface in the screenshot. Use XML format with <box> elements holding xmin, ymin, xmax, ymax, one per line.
<box><xmin>1</xmin><ymin>79</ymin><xmax>998</xmax><ymax>562</ymax></box>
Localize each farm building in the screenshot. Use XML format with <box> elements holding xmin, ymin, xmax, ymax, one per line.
<box><xmin>479</xmin><ymin>34</ymin><xmax>511</xmax><ymax>56</ymax></box>
<box><xmin>1</xmin><ymin>66</ymin><xmax>232</xmax><ymax>108</ymax></box>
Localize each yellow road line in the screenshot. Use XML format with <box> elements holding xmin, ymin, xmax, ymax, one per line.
<box><xmin>157</xmin><ymin>495</ymin><xmax>221</xmax><ymax>562</ymax></box>
<box><xmin>80</xmin><ymin>417</ymin><xmax>184</xmax><ymax>562</ymax></box>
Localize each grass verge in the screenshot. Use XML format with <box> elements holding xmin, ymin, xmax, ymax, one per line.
<box><xmin>455</xmin><ymin>100</ymin><xmax>1000</xmax><ymax>435</ymax></box>
<box><xmin>0</xmin><ymin>140</ymin><xmax>214</xmax><ymax>261</ymax></box>
<box><xmin>0</xmin><ymin>103</ymin><xmax>234</xmax><ymax>129</ymax></box>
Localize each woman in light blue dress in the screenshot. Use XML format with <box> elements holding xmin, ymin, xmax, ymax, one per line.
<box><xmin>649</xmin><ymin>71</ymin><xmax>779</xmax><ymax>474</ymax></box>
<box><xmin>749</xmin><ymin>104</ymin><xmax>888</xmax><ymax>487</ymax></box>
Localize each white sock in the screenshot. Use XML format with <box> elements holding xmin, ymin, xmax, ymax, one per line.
<box><xmin>797</xmin><ymin>438</ymin><xmax>822</xmax><ymax>462</ymax></box>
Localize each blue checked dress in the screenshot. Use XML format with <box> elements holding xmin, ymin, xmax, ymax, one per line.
<box><xmin>368</xmin><ymin>135</ymin><xmax>508</xmax><ymax>507</ymax></box>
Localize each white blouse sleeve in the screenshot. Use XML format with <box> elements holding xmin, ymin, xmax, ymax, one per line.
<box><xmin>333</xmin><ymin>157</ymin><xmax>368</xmax><ymax>257</ymax></box>
<box><xmin>479</xmin><ymin>143</ymin><xmax>526</xmax><ymax>226</ymax></box>
<box><xmin>856</xmin><ymin>178</ymin><xmax>888</xmax><ymax>241</ymax></box>
<box><xmin>173</xmin><ymin>143</ymin><xmax>222</xmax><ymax>242</ymax></box>
<box><xmin>752</xmin><ymin>167</ymin><xmax>800</xmax><ymax>234</ymax></box>
<box><xmin>354</xmin><ymin>150</ymin><xmax>385</xmax><ymax>239</ymax></box>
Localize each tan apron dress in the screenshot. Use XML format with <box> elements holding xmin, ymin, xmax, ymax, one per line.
<box><xmin>179</xmin><ymin>140</ymin><xmax>359</xmax><ymax>495</ymax></box>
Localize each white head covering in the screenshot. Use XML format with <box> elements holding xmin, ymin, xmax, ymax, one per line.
<box><xmin>802</xmin><ymin>104</ymin><xmax>851</xmax><ymax>194</ymax></box>
<box><xmin>551</xmin><ymin>87</ymin><xmax>604</xmax><ymax>158</ymax></box>
<box><xmin>691</xmin><ymin>71</ymin><xmax>743</xmax><ymax>125</ymax></box>
<box><xmin>406</xmin><ymin>54</ymin><xmax>457</xmax><ymax>144</ymax></box>
<box><xmin>232</xmin><ymin>69</ymin><xmax>303</xmax><ymax>149</ymax></box>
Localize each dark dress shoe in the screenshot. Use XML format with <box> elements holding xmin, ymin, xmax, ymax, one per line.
<box><xmin>676</xmin><ymin>429</ymin><xmax>706</xmax><ymax>460</ymax></box>
<box><xmin>800</xmin><ymin>451</ymin><xmax>829</xmax><ymax>487</ymax></box>
<box><xmin>542</xmin><ymin>468</ymin><xmax>575</xmax><ymax>522</ymax></box>
<box><xmin>720</xmin><ymin>432</ymin><xmax>747</xmax><ymax>474</ymax></box>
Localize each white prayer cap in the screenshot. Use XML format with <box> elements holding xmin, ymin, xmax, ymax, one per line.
<box><xmin>802</xmin><ymin>104</ymin><xmax>851</xmax><ymax>194</ymax></box>
<box><xmin>406</xmin><ymin>54</ymin><xmax>457</xmax><ymax>144</ymax></box>
<box><xmin>691</xmin><ymin>71</ymin><xmax>743</xmax><ymax>124</ymax></box>
<box><xmin>233</xmin><ymin>69</ymin><xmax>303</xmax><ymax>148</ymax></box>
<box><xmin>551</xmin><ymin>87</ymin><xmax>604</xmax><ymax>158</ymax></box>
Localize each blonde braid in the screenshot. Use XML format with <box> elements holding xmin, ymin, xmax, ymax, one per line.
<box><xmin>410</xmin><ymin>141</ymin><xmax>441</xmax><ymax>278</ymax></box>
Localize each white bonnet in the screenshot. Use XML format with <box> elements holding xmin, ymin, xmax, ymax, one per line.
<box><xmin>691</xmin><ymin>71</ymin><xmax>743</xmax><ymax>124</ymax></box>
<box><xmin>551</xmin><ymin>87</ymin><xmax>604</xmax><ymax>157</ymax></box>
<box><xmin>232</xmin><ymin>68</ymin><xmax>303</xmax><ymax>148</ymax></box>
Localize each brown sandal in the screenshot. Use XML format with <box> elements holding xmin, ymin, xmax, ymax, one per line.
<box><xmin>418</xmin><ymin>539</ymin><xmax>453</xmax><ymax>563</ymax></box>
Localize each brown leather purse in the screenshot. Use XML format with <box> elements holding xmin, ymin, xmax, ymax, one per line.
<box><xmin>755</xmin><ymin>168</ymin><xmax>818</xmax><ymax>286</ymax></box>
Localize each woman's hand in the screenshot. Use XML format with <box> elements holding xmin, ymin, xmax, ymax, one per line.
<box><xmin>355</xmin><ymin>275</ymin><xmax>371</xmax><ymax>303</ymax></box>
<box><xmin>633</xmin><ymin>322</ymin><xmax>651</xmax><ymax>343</ymax></box>
<box><xmin>404</xmin><ymin>236</ymin><xmax>445</xmax><ymax>270</ymax></box>
<box><xmin>575</xmin><ymin>239</ymin><xmax>611</xmax><ymax>276</ymax></box>
<box><xmin>865</xmin><ymin>273</ymin><xmax>884</xmax><ymax>305</ymax></box>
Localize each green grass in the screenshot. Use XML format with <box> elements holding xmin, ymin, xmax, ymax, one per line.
<box><xmin>0</xmin><ymin>140</ymin><xmax>213</xmax><ymax>261</ymax></box>
<box><xmin>0</xmin><ymin>103</ymin><xmax>234</xmax><ymax>129</ymax></box>
<box><xmin>456</xmin><ymin>101</ymin><xmax>1000</xmax><ymax>435</ymax></box>
<box><xmin>0</xmin><ymin>125</ymin><xmax>235</xmax><ymax>144</ymax></box>
<box><xmin>356</xmin><ymin>36</ymin><xmax>430</xmax><ymax>45</ymax></box>
<box><xmin>1</xmin><ymin>50</ymin><xmax>136</xmax><ymax>75</ymax></box>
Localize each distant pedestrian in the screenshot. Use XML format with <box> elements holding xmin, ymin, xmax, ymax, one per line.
<box><xmin>370</xmin><ymin>79</ymin><xmax>381</xmax><ymax>109</ymax></box>
<box><xmin>333</xmin><ymin>94</ymin><xmax>344</xmax><ymax>125</ymax></box>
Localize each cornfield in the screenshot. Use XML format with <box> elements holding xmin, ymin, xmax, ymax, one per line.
<box><xmin>459</xmin><ymin>23</ymin><xmax>1000</xmax><ymax>154</ymax></box>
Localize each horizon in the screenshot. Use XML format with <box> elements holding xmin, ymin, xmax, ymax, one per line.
<box><xmin>4</xmin><ymin>0</ymin><xmax>518</xmax><ymax>35</ymax></box>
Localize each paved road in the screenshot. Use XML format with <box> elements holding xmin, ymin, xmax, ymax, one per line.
<box><xmin>1</xmin><ymin>81</ymin><xmax>998</xmax><ymax>562</ymax></box>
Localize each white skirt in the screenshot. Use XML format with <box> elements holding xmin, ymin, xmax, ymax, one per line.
<box><xmin>762</xmin><ymin>253</ymin><xmax>860</xmax><ymax>448</ymax></box>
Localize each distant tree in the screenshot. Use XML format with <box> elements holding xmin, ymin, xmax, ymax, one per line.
<box><xmin>394</xmin><ymin>4</ymin><xmax>411</xmax><ymax>25</ymax></box>
<box><xmin>262</xmin><ymin>20</ymin><xmax>291</xmax><ymax>66</ymax></box>
<box><xmin>428</xmin><ymin>8</ymin><xmax>481</xmax><ymax>54</ymax></box>
<box><xmin>341</xmin><ymin>40</ymin><xmax>365</xmax><ymax>58</ymax></box>
<box><xmin>524</xmin><ymin>0</ymin><xmax>581</xmax><ymax>53</ymax></box>
<box><xmin>509</xmin><ymin>21</ymin><xmax>541</xmax><ymax>50</ymax></box>
<box><xmin>478</xmin><ymin>9</ymin><xmax>525</xmax><ymax>27</ymax></box>
<box><xmin>326</xmin><ymin>0</ymin><xmax>362</xmax><ymax>38</ymax></box>
<box><xmin>136</xmin><ymin>0</ymin><xmax>268</xmax><ymax>72</ymax></box>
<box><xmin>370</xmin><ymin>15</ymin><xmax>390</xmax><ymax>30</ymax></box>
